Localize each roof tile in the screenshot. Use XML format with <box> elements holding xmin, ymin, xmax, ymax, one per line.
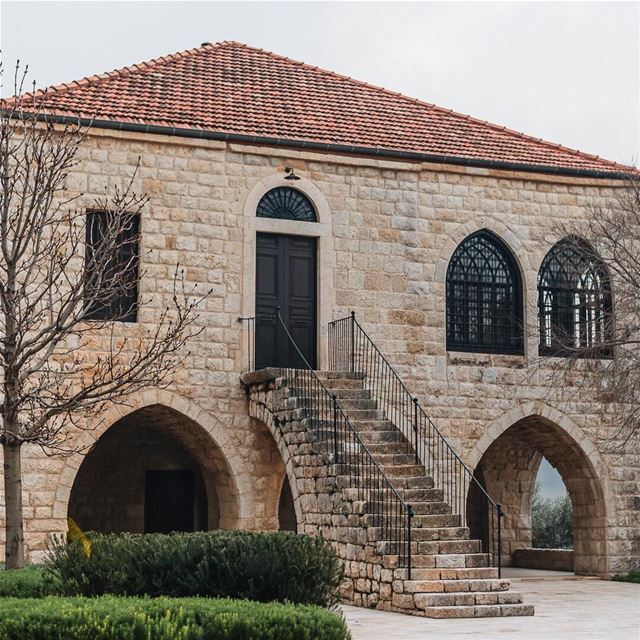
<box><xmin>11</xmin><ymin>41</ymin><xmax>635</xmax><ymax>174</ymax></box>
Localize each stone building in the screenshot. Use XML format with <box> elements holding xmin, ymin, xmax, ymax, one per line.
<box><xmin>4</xmin><ymin>41</ymin><xmax>639</xmax><ymax>617</ymax></box>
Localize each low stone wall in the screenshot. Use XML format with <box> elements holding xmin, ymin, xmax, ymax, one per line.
<box><xmin>512</xmin><ymin>548</ymin><xmax>574</xmax><ymax>572</ymax></box>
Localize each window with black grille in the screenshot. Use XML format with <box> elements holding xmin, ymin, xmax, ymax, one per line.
<box><xmin>84</xmin><ymin>211</ymin><xmax>140</xmax><ymax>322</ymax></box>
<box><xmin>538</xmin><ymin>238</ymin><xmax>612</xmax><ymax>357</ymax></box>
<box><xmin>256</xmin><ymin>187</ymin><xmax>317</xmax><ymax>222</ymax></box>
<box><xmin>446</xmin><ymin>231</ymin><xmax>523</xmax><ymax>354</ymax></box>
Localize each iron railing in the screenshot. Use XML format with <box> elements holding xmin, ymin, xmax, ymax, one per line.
<box><xmin>329</xmin><ymin>312</ymin><xmax>504</xmax><ymax>575</ymax></box>
<box><xmin>239</xmin><ymin>310</ymin><xmax>415</xmax><ymax>576</ymax></box>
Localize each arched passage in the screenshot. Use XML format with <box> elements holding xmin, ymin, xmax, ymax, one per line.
<box><xmin>469</xmin><ymin>414</ymin><xmax>607</xmax><ymax>576</ymax></box>
<box><xmin>68</xmin><ymin>404</ymin><xmax>239</xmax><ymax>533</ymax></box>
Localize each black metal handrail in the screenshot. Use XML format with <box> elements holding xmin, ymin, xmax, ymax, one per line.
<box><xmin>329</xmin><ymin>312</ymin><xmax>504</xmax><ymax>576</ymax></box>
<box><xmin>239</xmin><ymin>310</ymin><xmax>415</xmax><ymax>577</ymax></box>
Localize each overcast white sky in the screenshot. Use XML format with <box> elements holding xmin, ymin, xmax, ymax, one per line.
<box><xmin>1</xmin><ymin>1</ymin><xmax>638</xmax><ymax>166</ymax></box>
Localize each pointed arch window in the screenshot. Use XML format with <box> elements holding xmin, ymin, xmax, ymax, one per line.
<box><xmin>257</xmin><ymin>187</ymin><xmax>317</xmax><ymax>222</ymax></box>
<box><xmin>447</xmin><ymin>231</ymin><xmax>524</xmax><ymax>354</ymax></box>
<box><xmin>538</xmin><ymin>239</ymin><xmax>612</xmax><ymax>357</ymax></box>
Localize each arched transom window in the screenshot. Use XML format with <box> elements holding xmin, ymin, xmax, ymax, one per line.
<box><xmin>538</xmin><ymin>238</ymin><xmax>612</xmax><ymax>357</ymax></box>
<box><xmin>256</xmin><ymin>187</ymin><xmax>317</xmax><ymax>222</ymax></box>
<box><xmin>447</xmin><ymin>231</ymin><xmax>524</xmax><ymax>354</ymax></box>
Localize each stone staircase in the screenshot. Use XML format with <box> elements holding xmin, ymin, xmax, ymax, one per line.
<box><xmin>316</xmin><ymin>371</ymin><xmax>534</xmax><ymax>618</ymax></box>
<box><xmin>243</xmin><ymin>367</ymin><xmax>533</xmax><ymax>618</ymax></box>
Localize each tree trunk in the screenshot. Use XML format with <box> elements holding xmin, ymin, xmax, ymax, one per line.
<box><xmin>3</xmin><ymin>441</ymin><xmax>25</xmax><ymax>569</ymax></box>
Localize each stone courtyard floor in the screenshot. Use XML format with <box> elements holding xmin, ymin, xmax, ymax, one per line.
<box><xmin>342</xmin><ymin>573</ymin><xmax>640</xmax><ymax>639</ymax></box>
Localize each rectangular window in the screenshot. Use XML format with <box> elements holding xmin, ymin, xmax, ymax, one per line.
<box><xmin>84</xmin><ymin>211</ymin><xmax>140</xmax><ymax>322</ymax></box>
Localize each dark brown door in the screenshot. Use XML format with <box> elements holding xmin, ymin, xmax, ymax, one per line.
<box><xmin>144</xmin><ymin>470</ymin><xmax>195</xmax><ymax>533</ymax></box>
<box><xmin>255</xmin><ymin>233</ymin><xmax>317</xmax><ymax>369</ymax></box>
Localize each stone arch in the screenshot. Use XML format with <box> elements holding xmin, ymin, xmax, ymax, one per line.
<box><xmin>240</xmin><ymin>172</ymin><xmax>335</xmax><ymax>369</ymax></box>
<box><xmin>249</xmin><ymin>399</ymin><xmax>305</xmax><ymax>531</ymax></box>
<box><xmin>434</xmin><ymin>221</ymin><xmax>535</xmax><ymax>357</ymax></box>
<box><xmin>54</xmin><ymin>390</ymin><xmax>254</xmax><ymax>530</ymax></box>
<box><xmin>467</xmin><ymin>402</ymin><xmax>613</xmax><ymax>576</ymax></box>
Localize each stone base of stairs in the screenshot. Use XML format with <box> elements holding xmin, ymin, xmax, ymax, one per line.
<box><xmin>245</xmin><ymin>369</ymin><xmax>534</xmax><ymax>619</ymax></box>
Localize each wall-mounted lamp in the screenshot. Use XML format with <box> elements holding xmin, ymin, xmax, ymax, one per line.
<box><xmin>284</xmin><ymin>167</ymin><xmax>301</xmax><ymax>181</ymax></box>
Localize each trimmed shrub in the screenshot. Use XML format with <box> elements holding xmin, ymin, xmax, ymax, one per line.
<box><xmin>0</xmin><ymin>596</ymin><xmax>351</xmax><ymax>640</ymax></box>
<box><xmin>47</xmin><ymin>531</ymin><xmax>344</xmax><ymax>606</ymax></box>
<box><xmin>0</xmin><ymin>565</ymin><xmax>53</xmax><ymax>598</ymax></box>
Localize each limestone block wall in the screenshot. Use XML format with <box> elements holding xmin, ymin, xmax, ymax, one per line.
<box><xmin>0</xmin><ymin>127</ymin><xmax>636</xmax><ymax>573</ymax></box>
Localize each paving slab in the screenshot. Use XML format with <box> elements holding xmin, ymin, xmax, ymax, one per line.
<box><xmin>343</xmin><ymin>578</ymin><xmax>640</xmax><ymax>639</ymax></box>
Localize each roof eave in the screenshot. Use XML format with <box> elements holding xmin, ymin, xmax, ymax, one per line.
<box><xmin>25</xmin><ymin>113</ymin><xmax>638</xmax><ymax>181</ymax></box>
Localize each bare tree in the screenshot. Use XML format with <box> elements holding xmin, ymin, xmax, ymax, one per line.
<box><xmin>0</xmin><ymin>66</ymin><xmax>207</xmax><ymax>568</ymax></box>
<box><xmin>538</xmin><ymin>176</ymin><xmax>640</xmax><ymax>449</ymax></box>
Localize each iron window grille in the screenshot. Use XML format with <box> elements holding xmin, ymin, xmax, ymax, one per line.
<box><xmin>84</xmin><ymin>211</ymin><xmax>140</xmax><ymax>322</ymax></box>
<box><xmin>446</xmin><ymin>230</ymin><xmax>524</xmax><ymax>354</ymax></box>
<box><xmin>538</xmin><ymin>238</ymin><xmax>613</xmax><ymax>357</ymax></box>
<box><xmin>256</xmin><ymin>187</ymin><xmax>317</xmax><ymax>222</ymax></box>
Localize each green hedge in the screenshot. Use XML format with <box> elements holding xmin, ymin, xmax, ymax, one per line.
<box><xmin>0</xmin><ymin>565</ymin><xmax>53</xmax><ymax>598</ymax></box>
<box><xmin>47</xmin><ymin>531</ymin><xmax>344</xmax><ymax>606</ymax></box>
<box><xmin>0</xmin><ymin>596</ymin><xmax>351</xmax><ymax>640</ymax></box>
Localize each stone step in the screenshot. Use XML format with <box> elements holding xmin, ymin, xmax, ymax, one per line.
<box><xmin>401</xmin><ymin>553</ymin><xmax>490</xmax><ymax>574</ymax></box>
<box><xmin>317</xmin><ymin>378</ymin><xmax>365</xmax><ymax>389</ymax></box>
<box><xmin>397</xmin><ymin>488</ymin><xmax>444</xmax><ymax>502</ymax></box>
<box><xmin>362</xmin><ymin>500</ymin><xmax>451</xmax><ymax>516</ymax></box>
<box><xmin>421</xmin><ymin>603</ymin><xmax>534</xmax><ymax>618</ymax></box>
<box><xmin>315</xmin><ymin>371</ymin><xmax>366</xmax><ymax>380</ymax></box>
<box><xmin>365</xmin><ymin>442</ymin><xmax>412</xmax><ymax>455</ymax></box>
<box><xmin>376</xmin><ymin>538</ymin><xmax>480</xmax><ymax>556</ymax></box>
<box><xmin>336</xmin><ymin>474</ymin><xmax>435</xmax><ymax>492</ymax></box>
<box><xmin>380</xmin><ymin>464</ymin><xmax>425</xmax><ymax>478</ymax></box>
<box><xmin>355</xmin><ymin>430</ymin><xmax>405</xmax><ymax>443</ymax></box>
<box><xmin>414</xmin><ymin>591</ymin><xmax>526</xmax><ymax>608</ymax></box>
<box><xmin>350</xmin><ymin>419</ymin><xmax>396</xmax><ymax>432</ymax></box>
<box><xmin>366</xmin><ymin>513</ymin><xmax>460</xmax><ymax>529</ymax></box>
<box><xmin>396</xmin><ymin>568</ymin><xmax>500</xmax><ymax>593</ymax></box>
<box><xmin>369</xmin><ymin>514</ymin><xmax>462</xmax><ymax>542</ymax></box>
<box><xmin>369</xmin><ymin>453</ymin><xmax>417</xmax><ymax>466</ymax></box>
<box><xmin>289</xmin><ymin>388</ymin><xmax>372</xmax><ymax>400</ymax></box>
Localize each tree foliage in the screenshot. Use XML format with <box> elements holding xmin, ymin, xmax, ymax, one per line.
<box><xmin>531</xmin><ymin>482</ymin><xmax>573</xmax><ymax>549</ymax></box>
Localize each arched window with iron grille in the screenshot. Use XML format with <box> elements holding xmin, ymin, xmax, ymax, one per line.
<box><xmin>446</xmin><ymin>230</ymin><xmax>524</xmax><ymax>354</ymax></box>
<box><xmin>538</xmin><ymin>238</ymin><xmax>612</xmax><ymax>357</ymax></box>
<box><xmin>256</xmin><ymin>187</ymin><xmax>317</xmax><ymax>222</ymax></box>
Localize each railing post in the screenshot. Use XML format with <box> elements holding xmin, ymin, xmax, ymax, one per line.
<box><xmin>407</xmin><ymin>505</ymin><xmax>414</xmax><ymax>580</ymax></box>
<box><xmin>412</xmin><ymin>397</ymin><xmax>419</xmax><ymax>465</ymax></box>
<box><xmin>332</xmin><ymin>394</ymin><xmax>339</xmax><ymax>464</ymax></box>
<box><xmin>350</xmin><ymin>311</ymin><xmax>356</xmax><ymax>373</ymax></box>
<box><xmin>497</xmin><ymin>503</ymin><xmax>503</xmax><ymax>578</ymax></box>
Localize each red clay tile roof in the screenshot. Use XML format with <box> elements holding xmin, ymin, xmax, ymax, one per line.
<box><xmin>15</xmin><ymin>41</ymin><xmax>635</xmax><ymax>175</ymax></box>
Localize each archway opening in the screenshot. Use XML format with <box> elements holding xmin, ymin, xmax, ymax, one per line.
<box><xmin>68</xmin><ymin>404</ymin><xmax>238</xmax><ymax>533</ymax></box>
<box><xmin>532</xmin><ymin>458</ymin><xmax>573</xmax><ymax>551</ymax></box>
<box><xmin>468</xmin><ymin>416</ymin><xmax>606</xmax><ymax>576</ymax></box>
<box><xmin>278</xmin><ymin>476</ymin><xmax>297</xmax><ymax>532</ymax></box>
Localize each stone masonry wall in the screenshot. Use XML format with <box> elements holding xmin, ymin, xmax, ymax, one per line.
<box><xmin>0</xmin><ymin>127</ymin><xmax>636</xmax><ymax>574</ymax></box>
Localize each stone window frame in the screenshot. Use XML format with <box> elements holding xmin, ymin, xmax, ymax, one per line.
<box><xmin>445</xmin><ymin>229</ymin><xmax>525</xmax><ymax>355</ymax></box>
<box><xmin>240</xmin><ymin>172</ymin><xmax>335</xmax><ymax>370</ymax></box>
<box><xmin>537</xmin><ymin>237</ymin><xmax>613</xmax><ymax>358</ymax></box>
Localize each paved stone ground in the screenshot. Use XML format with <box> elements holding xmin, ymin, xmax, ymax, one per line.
<box><xmin>342</xmin><ymin>578</ymin><xmax>640</xmax><ymax>639</ymax></box>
